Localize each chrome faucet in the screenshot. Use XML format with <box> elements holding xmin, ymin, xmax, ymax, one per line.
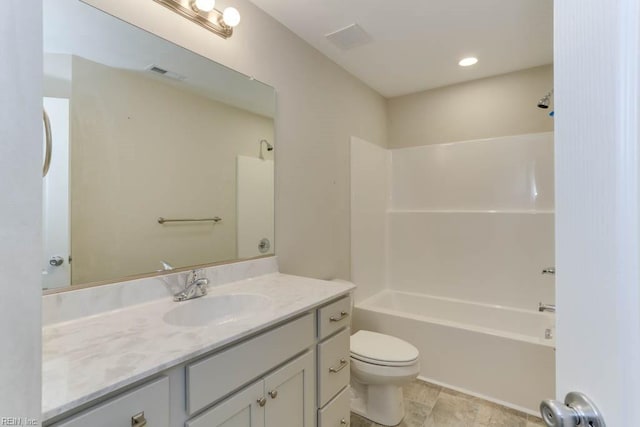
<box><xmin>174</xmin><ymin>269</ymin><xmax>209</xmax><ymax>302</ymax></box>
<box><xmin>538</xmin><ymin>302</ymin><xmax>556</xmax><ymax>313</ymax></box>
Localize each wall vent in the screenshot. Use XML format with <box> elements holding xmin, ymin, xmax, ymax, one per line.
<box><xmin>325</xmin><ymin>24</ymin><xmax>372</xmax><ymax>50</ymax></box>
<box><xmin>145</xmin><ymin>64</ymin><xmax>186</xmax><ymax>81</ymax></box>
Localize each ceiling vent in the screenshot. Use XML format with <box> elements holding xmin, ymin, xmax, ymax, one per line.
<box><xmin>325</xmin><ymin>24</ymin><xmax>372</xmax><ymax>50</ymax></box>
<box><xmin>145</xmin><ymin>64</ymin><xmax>186</xmax><ymax>81</ymax></box>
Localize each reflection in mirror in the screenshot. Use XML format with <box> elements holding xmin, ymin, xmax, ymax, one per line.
<box><xmin>42</xmin><ymin>0</ymin><xmax>275</xmax><ymax>291</ymax></box>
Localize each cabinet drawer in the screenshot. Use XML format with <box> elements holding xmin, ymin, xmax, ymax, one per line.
<box><xmin>318</xmin><ymin>296</ymin><xmax>351</xmax><ymax>340</ymax></box>
<box><xmin>318</xmin><ymin>386</ymin><xmax>350</xmax><ymax>427</ymax></box>
<box><xmin>187</xmin><ymin>313</ymin><xmax>315</xmax><ymax>415</ymax></box>
<box><xmin>53</xmin><ymin>377</ymin><xmax>169</xmax><ymax>427</ymax></box>
<box><xmin>317</xmin><ymin>328</ymin><xmax>351</xmax><ymax>407</ymax></box>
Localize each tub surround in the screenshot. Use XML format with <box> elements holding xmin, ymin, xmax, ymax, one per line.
<box><xmin>42</xmin><ymin>264</ymin><xmax>354</xmax><ymax>422</ymax></box>
<box><xmin>351</xmin><ymin>133</ymin><xmax>555</xmax><ymax>311</ymax></box>
<box><xmin>388</xmin><ymin>211</ymin><xmax>555</xmax><ymax>310</ymax></box>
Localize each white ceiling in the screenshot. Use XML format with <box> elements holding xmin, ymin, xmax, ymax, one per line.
<box><xmin>249</xmin><ymin>0</ymin><xmax>553</xmax><ymax>97</ymax></box>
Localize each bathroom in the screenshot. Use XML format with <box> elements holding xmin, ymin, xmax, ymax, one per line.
<box><xmin>0</xmin><ymin>0</ymin><xmax>638</xmax><ymax>426</ymax></box>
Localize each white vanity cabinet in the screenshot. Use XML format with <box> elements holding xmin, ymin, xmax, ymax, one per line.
<box><xmin>46</xmin><ymin>293</ymin><xmax>353</xmax><ymax>427</ymax></box>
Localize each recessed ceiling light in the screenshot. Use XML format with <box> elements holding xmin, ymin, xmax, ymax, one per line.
<box><xmin>458</xmin><ymin>57</ymin><xmax>478</xmax><ymax>67</ymax></box>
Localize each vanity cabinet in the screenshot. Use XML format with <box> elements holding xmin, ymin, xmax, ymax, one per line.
<box><xmin>47</xmin><ymin>294</ymin><xmax>352</xmax><ymax>427</ymax></box>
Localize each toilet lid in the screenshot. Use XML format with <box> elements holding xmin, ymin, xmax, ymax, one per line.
<box><xmin>350</xmin><ymin>330</ymin><xmax>419</xmax><ymax>366</ymax></box>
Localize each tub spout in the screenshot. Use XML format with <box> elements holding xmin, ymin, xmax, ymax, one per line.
<box><xmin>538</xmin><ymin>302</ymin><xmax>556</xmax><ymax>313</ymax></box>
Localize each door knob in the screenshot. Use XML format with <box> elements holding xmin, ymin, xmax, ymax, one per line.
<box><xmin>540</xmin><ymin>392</ymin><xmax>605</xmax><ymax>427</ymax></box>
<box><xmin>257</xmin><ymin>397</ymin><xmax>267</xmax><ymax>407</ymax></box>
<box><xmin>49</xmin><ymin>256</ymin><xmax>64</xmax><ymax>267</ymax></box>
<box><xmin>268</xmin><ymin>390</ymin><xmax>278</xmax><ymax>399</ymax></box>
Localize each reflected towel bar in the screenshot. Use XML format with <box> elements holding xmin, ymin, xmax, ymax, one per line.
<box><xmin>158</xmin><ymin>217</ymin><xmax>222</xmax><ymax>224</ymax></box>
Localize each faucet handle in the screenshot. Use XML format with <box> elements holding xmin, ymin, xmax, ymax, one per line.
<box><xmin>542</xmin><ymin>267</ymin><xmax>556</xmax><ymax>275</ymax></box>
<box><xmin>186</xmin><ymin>269</ymin><xmax>204</xmax><ymax>284</ymax></box>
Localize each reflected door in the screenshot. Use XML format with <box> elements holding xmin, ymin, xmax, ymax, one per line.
<box><xmin>42</xmin><ymin>97</ymin><xmax>70</xmax><ymax>289</ymax></box>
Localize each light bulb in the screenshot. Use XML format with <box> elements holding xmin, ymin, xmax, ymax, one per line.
<box><xmin>192</xmin><ymin>0</ymin><xmax>215</xmax><ymax>13</ymax></box>
<box><xmin>222</xmin><ymin>7</ymin><xmax>241</xmax><ymax>27</ymax></box>
<box><xmin>458</xmin><ymin>57</ymin><xmax>478</xmax><ymax>67</ymax></box>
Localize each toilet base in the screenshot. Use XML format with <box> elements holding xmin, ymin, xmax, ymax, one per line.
<box><xmin>350</xmin><ymin>378</ymin><xmax>405</xmax><ymax>426</ymax></box>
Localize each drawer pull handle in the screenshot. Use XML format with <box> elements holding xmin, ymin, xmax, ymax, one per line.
<box><xmin>329</xmin><ymin>311</ymin><xmax>349</xmax><ymax>322</ymax></box>
<box><xmin>329</xmin><ymin>358</ymin><xmax>349</xmax><ymax>373</ymax></box>
<box><xmin>131</xmin><ymin>412</ymin><xmax>147</xmax><ymax>427</ymax></box>
<box><xmin>268</xmin><ymin>390</ymin><xmax>278</xmax><ymax>399</ymax></box>
<box><xmin>257</xmin><ymin>397</ymin><xmax>267</xmax><ymax>407</ymax></box>
<box><xmin>340</xmin><ymin>419</ymin><xmax>349</xmax><ymax>426</ymax></box>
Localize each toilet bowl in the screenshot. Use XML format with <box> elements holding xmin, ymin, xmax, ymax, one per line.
<box><xmin>349</xmin><ymin>330</ymin><xmax>420</xmax><ymax>426</ymax></box>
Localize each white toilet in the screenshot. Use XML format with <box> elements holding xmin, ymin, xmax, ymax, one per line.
<box><xmin>349</xmin><ymin>330</ymin><xmax>420</xmax><ymax>426</ymax></box>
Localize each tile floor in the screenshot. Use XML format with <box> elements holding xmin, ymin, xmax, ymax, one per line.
<box><xmin>350</xmin><ymin>380</ymin><xmax>546</xmax><ymax>427</ymax></box>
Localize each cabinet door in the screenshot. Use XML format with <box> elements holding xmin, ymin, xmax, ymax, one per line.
<box><xmin>264</xmin><ymin>350</ymin><xmax>315</xmax><ymax>427</ymax></box>
<box><xmin>186</xmin><ymin>381</ymin><xmax>265</xmax><ymax>427</ymax></box>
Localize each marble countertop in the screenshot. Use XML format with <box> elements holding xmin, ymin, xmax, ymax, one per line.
<box><xmin>42</xmin><ymin>273</ymin><xmax>354</xmax><ymax>421</ymax></box>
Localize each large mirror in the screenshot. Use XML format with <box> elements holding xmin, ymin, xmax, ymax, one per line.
<box><xmin>42</xmin><ymin>0</ymin><xmax>276</xmax><ymax>291</ymax></box>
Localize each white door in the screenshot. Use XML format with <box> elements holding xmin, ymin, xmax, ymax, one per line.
<box><xmin>42</xmin><ymin>97</ymin><xmax>70</xmax><ymax>290</ymax></box>
<box><xmin>264</xmin><ymin>351</ymin><xmax>315</xmax><ymax>427</ymax></box>
<box><xmin>554</xmin><ymin>0</ymin><xmax>640</xmax><ymax>425</ymax></box>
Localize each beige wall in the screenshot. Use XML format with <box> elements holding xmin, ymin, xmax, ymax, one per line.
<box><xmin>83</xmin><ymin>0</ymin><xmax>388</xmax><ymax>281</ymax></box>
<box><xmin>387</xmin><ymin>65</ymin><xmax>554</xmax><ymax>148</ymax></box>
<box><xmin>71</xmin><ymin>56</ymin><xmax>274</xmax><ymax>284</ymax></box>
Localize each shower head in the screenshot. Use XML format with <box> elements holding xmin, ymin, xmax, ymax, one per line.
<box><xmin>259</xmin><ymin>139</ymin><xmax>273</xmax><ymax>160</ymax></box>
<box><xmin>537</xmin><ymin>90</ymin><xmax>553</xmax><ymax>109</ymax></box>
<box><xmin>537</xmin><ymin>97</ymin><xmax>549</xmax><ymax>109</ymax></box>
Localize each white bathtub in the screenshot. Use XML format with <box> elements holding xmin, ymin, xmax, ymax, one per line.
<box><xmin>353</xmin><ymin>290</ymin><xmax>555</xmax><ymax>415</ymax></box>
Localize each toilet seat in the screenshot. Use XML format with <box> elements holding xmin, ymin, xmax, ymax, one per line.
<box><xmin>350</xmin><ymin>330</ymin><xmax>419</xmax><ymax>367</ymax></box>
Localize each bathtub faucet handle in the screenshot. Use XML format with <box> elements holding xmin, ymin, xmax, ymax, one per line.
<box><xmin>539</xmin><ymin>302</ymin><xmax>556</xmax><ymax>313</ymax></box>
<box><xmin>542</xmin><ymin>267</ymin><xmax>556</xmax><ymax>275</ymax></box>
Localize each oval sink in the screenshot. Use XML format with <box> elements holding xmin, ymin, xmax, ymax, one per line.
<box><xmin>163</xmin><ymin>294</ymin><xmax>272</xmax><ymax>327</ymax></box>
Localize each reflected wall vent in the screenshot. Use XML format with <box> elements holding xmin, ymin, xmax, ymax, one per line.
<box><xmin>145</xmin><ymin>64</ymin><xmax>186</xmax><ymax>81</ymax></box>
<box><xmin>325</xmin><ymin>24</ymin><xmax>372</xmax><ymax>50</ymax></box>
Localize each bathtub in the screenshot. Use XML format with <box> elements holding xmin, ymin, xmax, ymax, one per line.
<box><xmin>352</xmin><ymin>290</ymin><xmax>555</xmax><ymax>415</ymax></box>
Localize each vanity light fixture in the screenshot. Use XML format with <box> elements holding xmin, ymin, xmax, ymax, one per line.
<box><xmin>458</xmin><ymin>57</ymin><xmax>478</xmax><ymax>67</ymax></box>
<box><xmin>153</xmin><ymin>0</ymin><xmax>241</xmax><ymax>39</ymax></box>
